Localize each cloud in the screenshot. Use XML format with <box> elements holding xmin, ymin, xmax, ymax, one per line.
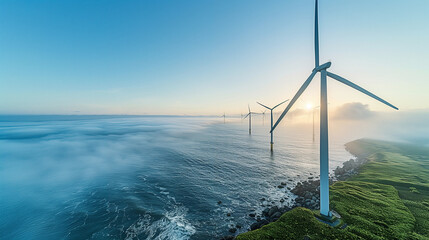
<box><xmin>332</xmin><ymin>102</ymin><xmax>375</xmax><ymax>120</ymax></box>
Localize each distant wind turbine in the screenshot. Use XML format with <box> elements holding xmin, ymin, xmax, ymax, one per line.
<box><xmin>271</xmin><ymin>0</ymin><xmax>398</xmax><ymax>218</ymax></box>
<box><xmin>243</xmin><ymin>105</ymin><xmax>258</xmax><ymax>135</ymax></box>
<box><xmin>220</xmin><ymin>112</ymin><xmax>226</xmax><ymax>124</ymax></box>
<box><xmin>261</xmin><ymin>110</ymin><xmax>267</xmax><ymax>125</ymax></box>
<box><xmin>310</xmin><ymin>105</ymin><xmax>320</xmax><ymax>142</ymax></box>
<box><xmin>257</xmin><ymin>99</ymin><xmax>289</xmax><ymax>151</ymax></box>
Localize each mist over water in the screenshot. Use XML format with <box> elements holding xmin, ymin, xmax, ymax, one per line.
<box><xmin>0</xmin><ymin>114</ymin><xmax>419</xmax><ymax>239</ymax></box>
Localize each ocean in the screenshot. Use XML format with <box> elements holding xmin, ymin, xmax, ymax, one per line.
<box><xmin>0</xmin><ymin>115</ymin><xmax>355</xmax><ymax>239</ymax></box>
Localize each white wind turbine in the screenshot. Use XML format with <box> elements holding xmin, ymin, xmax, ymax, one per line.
<box><xmin>261</xmin><ymin>110</ymin><xmax>267</xmax><ymax>125</ymax></box>
<box><xmin>243</xmin><ymin>105</ymin><xmax>258</xmax><ymax>135</ymax></box>
<box><xmin>220</xmin><ymin>112</ymin><xmax>226</xmax><ymax>124</ymax></box>
<box><xmin>271</xmin><ymin>0</ymin><xmax>398</xmax><ymax>218</ymax></box>
<box><xmin>257</xmin><ymin>99</ymin><xmax>289</xmax><ymax>151</ymax></box>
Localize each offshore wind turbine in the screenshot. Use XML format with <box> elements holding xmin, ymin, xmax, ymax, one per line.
<box><xmin>271</xmin><ymin>0</ymin><xmax>398</xmax><ymax>218</ymax></box>
<box><xmin>243</xmin><ymin>105</ymin><xmax>258</xmax><ymax>135</ymax></box>
<box><xmin>311</xmin><ymin>105</ymin><xmax>320</xmax><ymax>142</ymax></box>
<box><xmin>257</xmin><ymin>99</ymin><xmax>289</xmax><ymax>151</ymax></box>
<box><xmin>220</xmin><ymin>112</ymin><xmax>226</xmax><ymax>123</ymax></box>
<box><xmin>261</xmin><ymin>110</ymin><xmax>267</xmax><ymax>125</ymax></box>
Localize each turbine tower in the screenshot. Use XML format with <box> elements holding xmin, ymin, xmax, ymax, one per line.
<box><xmin>257</xmin><ymin>99</ymin><xmax>289</xmax><ymax>151</ymax></box>
<box><xmin>261</xmin><ymin>110</ymin><xmax>266</xmax><ymax>125</ymax></box>
<box><xmin>312</xmin><ymin>106</ymin><xmax>320</xmax><ymax>142</ymax></box>
<box><xmin>220</xmin><ymin>112</ymin><xmax>226</xmax><ymax>123</ymax></box>
<box><xmin>271</xmin><ymin>0</ymin><xmax>398</xmax><ymax>218</ymax></box>
<box><xmin>243</xmin><ymin>105</ymin><xmax>258</xmax><ymax>135</ymax></box>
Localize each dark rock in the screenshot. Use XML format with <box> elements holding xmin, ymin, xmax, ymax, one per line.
<box><xmin>260</xmin><ymin>198</ymin><xmax>266</xmax><ymax>201</ymax></box>
<box><xmin>226</xmin><ymin>213</ymin><xmax>231</xmax><ymax>217</ymax></box>
<box><xmin>259</xmin><ymin>219</ymin><xmax>269</xmax><ymax>227</ymax></box>
<box><xmin>249</xmin><ymin>213</ymin><xmax>256</xmax><ymax>218</ymax></box>
<box><xmin>220</xmin><ymin>236</ymin><xmax>235</xmax><ymax>240</ymax></box>
<box><xmin>236</xmin><ymin>224</ymin><xmax>242</xmax><ymax>229</ymax></box>
<box><xmin>277</xmin><ymin>185</ymin><xmax>284</xmax><ymax>189</ymax></box>
<box><xmin>268</xmin><ymin>206</ymin><xmax>279</xmax><ymax>217</ymax></box>
<box><xmin>271</xmin><ymin>212</ymin><xmax>282</xmax><ymax>219</ymax></box>
<box><xmin>262</xmin><ymin>208</ymin><xmax>270</xmax><ymax>217</ymax></box>
<box><xmin>280</xmin><ymin>199</ymin><xmax>285</xmax><ymax>203</ymax></box>
<box><xmin>228</xmin><ymin>228</ymin><xmax>237</xmax><ymax>233</ymax></box>
<box><xmin>291</xmin><ymin>179</ymin><xmax>320</xmax><ymax>199</ymax></box>
<box><xmin>250</xmin><ymin>220</ymin><xmax>269</xmax><ymax>231</ymax></box>
<box><xmin>281</xmin><ymin>182</ymin><xmax>287</xmax><ymax>185</ymax></box>
<box><xmin>250</xmin><ymin>222</ymin><xmax>260</xmax><ymax>230</ymax></box>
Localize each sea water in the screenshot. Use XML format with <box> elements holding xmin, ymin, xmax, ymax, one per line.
<box><xmin>0</xmin><ymin>115</ymin><xmax>354</xmax><ymax>239</ymax></box>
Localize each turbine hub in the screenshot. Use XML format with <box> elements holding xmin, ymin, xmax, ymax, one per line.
<box><xmin>313</xmin><ymin>62</ymin><xmax>332</xmax><ymax>72</ymax></box>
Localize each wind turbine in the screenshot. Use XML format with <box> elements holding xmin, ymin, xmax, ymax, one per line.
<box><xmin>220</xmin><ymin>112</ymin><xmax>226</xmax><ymax>123</ymax></box>
<box><xmin>243</xmin><ymin>105</ymin><xmax>258</xmax><ymax>135</ymax></box>
<box><xmin>312</xmin><ymin>106</ymin><xmax>320</xmax><ymax>142</ymax></box>
<box><xmin>257</xmin><ymin>99</ymin><xmax>289</xmax><ymax>151</ymax></box>
<box><xmin>261</xmin><ymin>110</ymin><xmax>267</xmax><ymax>125</ymax></box>
<box><xmin>309</xmin><ymin>105</ymin><xmax>320</xmax><ymax>142</ymax></box>
<box><xmin>271</xmin><ymin>0</ymin><xmax>398</xmax><ymax>218</ymax></box>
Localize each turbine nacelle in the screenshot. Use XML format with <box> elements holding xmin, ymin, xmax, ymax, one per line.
<box><xmin>313</xmin><ymin>62</ymin><xmax>331</xmax><ymax>72</ymax></box>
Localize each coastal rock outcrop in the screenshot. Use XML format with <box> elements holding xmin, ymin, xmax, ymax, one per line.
<box><xmin>242</xmin><ymin>156</ymin><xmax>366</xmax><ymax>234</ymax></box>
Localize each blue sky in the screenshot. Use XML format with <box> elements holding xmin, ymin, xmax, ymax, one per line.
<box><xmin>0</xmin><ymin>0</ymin><xmax>428</xmax><ymax>115</ymax></box>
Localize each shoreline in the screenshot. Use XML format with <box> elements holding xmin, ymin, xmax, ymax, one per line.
<box><xmin>221</xmin><ymin>142</ymin><xmax>367</xmax><ymax>239</ymax></box>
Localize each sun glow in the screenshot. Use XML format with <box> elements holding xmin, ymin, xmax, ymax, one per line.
<box><xmin>306</xmin><ymin>103</ymin><xmax>313</xmax><ymax>110</ymax></box>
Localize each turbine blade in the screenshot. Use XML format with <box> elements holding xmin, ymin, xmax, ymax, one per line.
<box><xmin>271</xmin><ymin>71</ymin><xmax>317</xmax><ymax>133</ymax></box>
<box><xmin>314</xmin><ymin>0</ymin><xmax>319</xmax><ymax>67</ymax></box>
<box><xmin>257</xmin><ymin>102</ymin><xmax>271</xmax><ymax>110</ymax></box>
<box><xmin>248</xmin><ymin>104</ymin><xmax>250</xmax><ymax>113</ymax></box>
<box><xmin>243</xmin><ymin>113</ymin><xmax>250</xmax><ymax>119</ymax></box>
<box><xmin>327</xmin><ymin>72</ymin><xmax>398</xmax><ymax>110</ymax></box>
<box><xmin>272</xmin><ymin>99</ymin><xmax>290</xmax><ymax>110</ymax></box>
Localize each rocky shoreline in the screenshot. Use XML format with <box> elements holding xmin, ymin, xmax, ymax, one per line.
<box><xmin>220</xmin><ymin>153</ymin><xmax>367</xmax><ymax>240</ymax></box>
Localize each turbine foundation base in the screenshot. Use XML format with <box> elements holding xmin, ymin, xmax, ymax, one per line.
<box><xmin>314</xmin><ymin>211</ymin><xmax>341</xmax><ymax>227</ymax></box>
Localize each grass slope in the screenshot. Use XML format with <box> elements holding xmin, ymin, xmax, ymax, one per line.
<box><xmin>237</xmin><ymin>139</ymin><xmax>429</xmax><ymax>240</ymax></box>
<box><xmin>347</xmin><ymin>139</ymin><xmax>429</xmax><ymax>238</ymax></box>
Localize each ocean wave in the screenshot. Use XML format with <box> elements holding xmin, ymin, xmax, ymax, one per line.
<box><xmin>125</xmin><ymin>205</ymin><xmax>195</xmax><ymax>240</ymax></box>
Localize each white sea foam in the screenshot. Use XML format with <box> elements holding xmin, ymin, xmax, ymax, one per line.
<box><xmin>125</xmin><ymin>206</ymin><xmax>195</xmax><ymax>240</ymax></box>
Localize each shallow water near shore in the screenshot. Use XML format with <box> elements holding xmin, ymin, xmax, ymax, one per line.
<box><xmin>0</xmin><ymin>115</ymin><xmax>355</xmax><ymax>239</ymax></box>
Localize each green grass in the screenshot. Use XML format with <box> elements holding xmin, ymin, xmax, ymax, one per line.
<box><xmin>236</xmin><ymin>207</ymin><xmax>359</xmax><ymax>240</ymax></box>
<box><xmin>237</xmin><ymin>139</ymin><xmax>429</xmax><ymax>240</ymax></box>
<box><xmin>347</xmin><ymin>139</ymin><xmax>429</xmax><ymax>238</ymax></box>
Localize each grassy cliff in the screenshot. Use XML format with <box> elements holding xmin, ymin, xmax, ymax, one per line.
<box><xmin>237</xmin><ymin>139</ymin><xmax>429</xmax><ymax>240</ymax></box>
